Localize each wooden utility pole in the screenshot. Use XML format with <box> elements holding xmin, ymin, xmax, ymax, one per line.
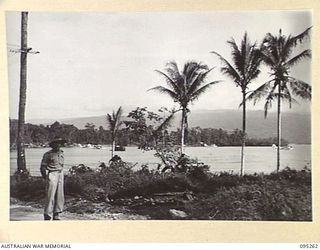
<box><xmin>16</xmin><ymin>12</ymin><xmax>28</xmax><ymax>173</ymax></box>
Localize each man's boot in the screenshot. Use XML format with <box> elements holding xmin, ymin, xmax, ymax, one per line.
<box><xmin>53</xmin><ymin>212</ymin><xmax>61</xmax><ymax>220</ymax></box>
<box><xmin>44</xmin><ymin>214</ymin><xmax>51</xmax><ymax>220</ymax></box>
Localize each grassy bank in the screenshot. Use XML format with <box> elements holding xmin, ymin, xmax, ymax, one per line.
<box><xmin>10</xmin><ymin>161</ymin><xmax>312</xmax><ymax>221</ymax></box>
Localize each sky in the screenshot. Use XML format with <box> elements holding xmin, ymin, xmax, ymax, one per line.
<box><xmin>6</xmin><ymin>11</ymin><xmax>312</xmax><ymax>120</ymax></box>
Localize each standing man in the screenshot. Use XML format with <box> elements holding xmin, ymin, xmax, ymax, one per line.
<box><xmin>40</xmin><ymin>137</ymin><xmax>67</xmax><ymax>220</ymax></box>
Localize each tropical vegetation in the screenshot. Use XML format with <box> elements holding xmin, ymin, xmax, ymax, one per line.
<box><xmin>149</xmin><ymin>61</ymin><xmax>220</xmax><ymax>154</ymax></box>
<box><xmin>10</xmin><ymin>11</ymin><xmax>312</xmax><ymax>221</ymax></box>
<box><xmin>211</xmin><ymin>32</ymin><xmax>262</xmax><ymax>176</ymax></box>
<box><xmin>11</xmin><ymin>161</ymin><xmax>311</xmax><ymax>220</ymax></box>
<box><xmin>9</xmin><ymin>118</ymin><xmax>288</xmax><ymax>149</ymax></box>
<box><xmin>246</xmin><ymin>28</ymin><xmax>312</xmax><ymax>172</ymax></box>
<box><xmin>107</xmin><ymin>106</ymin><xmax>123</xmax><ymax>158</ymax></box>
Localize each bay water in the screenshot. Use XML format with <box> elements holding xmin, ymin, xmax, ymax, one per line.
<box><xmin>10</xmin><ymin>144</ymin><xmax>311</xmax><ymax>176</ymax></box>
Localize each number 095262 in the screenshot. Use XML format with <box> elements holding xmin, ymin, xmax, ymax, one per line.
<box><xmin>300</xmin><ymin>244</ymin><xmax>318</xmax><ymax>249</ymax></box>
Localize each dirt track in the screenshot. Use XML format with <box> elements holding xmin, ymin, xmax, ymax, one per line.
<box><xmin>10</xmin><ymin>199</ymin><xmax>147</xmax><ymax>221</ymax></box>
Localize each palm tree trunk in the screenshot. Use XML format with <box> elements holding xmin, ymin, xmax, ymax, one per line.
<box><xmin>111</xmin><ymin>138</ymin><xmax>115</xmax><ymax>159</ymax></box>
<box><xmin>17</xmin><ymin>12</ymin><xmax>28</xmax><ymax>173</ymax></box>
<box><xmin>276</xmin><ymin>82</ymin><xmax>281</xmax><ymax>173</ymax></box>
<box><xmin>180</xmin><ymin>108</ymin><xmax>186</xmax><ymax>154</ymax></box>
<box><xmin>240</xmin><ymin>90</ymin><xmax>246</xmax><ymax>176</ymax></box>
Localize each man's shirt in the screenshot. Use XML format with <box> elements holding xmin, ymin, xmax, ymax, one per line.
<box><xmin>40</xmin><ymin>149</ymin><xmax>64</xmax><ymax>172</ymax></box>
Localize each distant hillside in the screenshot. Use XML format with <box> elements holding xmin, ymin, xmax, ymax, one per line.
<box><xmin>27</xmin><ymin>110</ymin><xmax>311</xmax><ymax>144</ymax></box>
<box><xmin>187</xmin><ymin>110</ymin><xmax>311</xmax><ymax>144</ymax></box>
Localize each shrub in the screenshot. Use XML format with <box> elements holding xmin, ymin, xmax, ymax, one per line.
<box><xmin>10</xmin><ymin>176</ymin><xmax>45</xmax><ymax>200</ymax></box>
<box><xmin>267</xmin><ymin>167</ymin><xmax>311</xmax><ymax>185</ymax></box>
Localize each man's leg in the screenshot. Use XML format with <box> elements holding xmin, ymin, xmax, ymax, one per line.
<box><xmin>44</xmin><ymin>172</ymin><xmax>58</xmax><ymax>220</ymax></box>
<box><xmin>53</xmin><ymin>172</ymin><xmax>64</xmax><ymax>220</ymax></box>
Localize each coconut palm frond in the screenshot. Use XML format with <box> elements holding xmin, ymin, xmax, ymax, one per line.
<box><xmin>262</xmin><ymin>82</ymin><xmax>281</xmax><ymax>117</ymax></box>
<box><xmin>290</xmin><ymin>26</ymin><xmax>312</xmax><ymax>46</ymax></box>
<box><xmin>262</xmin><ymin>35</ymin><xmax>281</xmax><ymax>64</ymax></box>
<box><xmin>106</xmin><ymin>113</ymin><xmax>114</xmax><ymax>128</ymax></box>
<box><xmin>285</xmin><ymin>49</ymin><xmax>311</xmax><ymax>68</ymax></box>
<box><xmin>240</xmin><ymin>32</ymin><xmax>253</xmax><ymax>76</ymax></box>
<box><xmin>228</xmin><ymin>38</ymin><xmax>247</xmax><ymax>76</ymax></box>
<box><xmin>154</xmin><ymin>70</ymin><xmax>180</xmax><ymax>94</ymax></box>
<box><xmin>183</xmin><ymin>62</ymin><xmax>198</xmax><ymax>83</ymax></box>
<box><xmin>165</xmin><ymin>61</ymin><xmax>181</xmax><ymax>79</ymax></box>
<box><xmin>183</xmin><ymin>61</ymin><xmax>208</xmax><ymax>83</ymax></box>
<box><xmin>227</xmin><ymin>38</ymin><xmax>241</xmax><ymax>63</ymax></box>
<box><xmin>184</xmin><ymin>63</ymin><xmax>207</xmax><ymax>88</ymax></box>
<box><xmin>114</xmin><ymin>106</ymin><xmax>123</xmax><ymax>129</ymax></box>
<box><xmin>280</xmin><ymin>35</ymin><xmax>295</xmax><ymax>61</ymax></box>
<box><xmin>190</xmin><ymin>81</ymin><xmax>221</xmax><ymax>102</ymax></box>
<box><xmin>246</xmin><ymin>49</ymin><xmax>262</xmax><ymax>83</ymax></box>
<box><xmin>280</xmin><ymin>88</ymin><xmax>299</xmax><ymax>108</ymax></box>
<box><xmin>262</xmin><ymin>90</ymin><xmax>299</xmax><ymax>117</ymax></box>
<box><xmin>187</xmin><ymin>67</ymin><xmax>215</xmax><ymax>95</ymax></box>
<box><xmin>166</xmin><ymin>61</ymin><xmax>180</xmax><ymax>72</ymax></box>
<box><xmin>211</xmin><ymin>51</ymin><xmax>241</xmax><ymax>85</ymax></box>
<box><xmin>288</xmin><ymin>77</ymin><xmax>312</xmax><ymax>100</ymax></box>
<box><xmin>245</xmin><ymin>80</ymin><xmax>275</xmax><ymax>105</ymax></box>
<box><xmin>259</xmin><ymin>48</ymin><xmax>277</xmax><ymax>68</ymax></box>
<box><xmin>148</xmin><ymin>86</ymin><xmax>179</xmax><ymax>101</ymax></box>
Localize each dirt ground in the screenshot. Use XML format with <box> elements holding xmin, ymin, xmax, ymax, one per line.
<box><xmin>10</xmin><ymin>198</ymin><xmax>148</xmax><ymax>221</ymax></box>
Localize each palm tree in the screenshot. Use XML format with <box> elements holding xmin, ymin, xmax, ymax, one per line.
<box><xmin>107</xmin><ymin>106</ymin><xmax>123</xmax><ymax>159</ymax></box>
<box><xmin>247</xmin><ymin>27</ymin><xmax>312</xmax><ymax>172</ymax></box>
<box><xmin>150</xmin><ymin>61</ymin><xmax>220</xmax><ymax>154</ymax></box>
<box><xmin>211</xmin><ymin>32</ymin><xmax>262</xmax><ymax>176</ymax></box>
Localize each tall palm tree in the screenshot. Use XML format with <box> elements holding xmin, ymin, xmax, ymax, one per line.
<box><xmin>150</xmin><ymin>61</ymin><xmax>220</xmax><ymax>154</ymax></box>
<box><xmin>247</xmin><ymin>27</ymin><xmax>312</xmax><ymax>172</ymax></box>
<box><xmin>107</xmin><ymin>106</ymin><xmax>123</xmax><ymax>159</ymax></box>
<box><xmin>211</xmin><ymin>32</ymin><xmax>262</xmax><ymax>176</ymax></box>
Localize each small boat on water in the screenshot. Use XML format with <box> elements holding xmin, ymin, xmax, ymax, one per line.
<box><xmin>85</xmin><ymin>144</ymin><xmax>95</xmax><ymax>149</ymax></box>
<box><xmin>115</xmin><ymin>145</ymin><xmax>126</xmax><ymax>151</ymax></box>
<box><xmin>200</xmin><ymin>142</ymin><xmax>208</xmax><ymax>147</ymax></box>
<box><xmin>272</xmin><ymin>144</ymin><xmax>293</xmax><ymax>150</ymax></box>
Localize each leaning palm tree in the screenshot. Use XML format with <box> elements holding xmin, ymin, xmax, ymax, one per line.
<box><xmin>247</xmin><ymin>27</ymin><xmax>312</xmax><ymax>172</ymax></box>
<box><xmin>107</xmin><ymin>106</ymin><xmax>123</xmax><ymax>159</ymax></box>
<box><xmin>211</xmin><ymin>32</ymin><xmax>262</xmax><ymax>176</ymax></box>
<box><xmin>149</xmin><ymin>61</ymin><xmax>220</xmax><ymax>154</ymax></box>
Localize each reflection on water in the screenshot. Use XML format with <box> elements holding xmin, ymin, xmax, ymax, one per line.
<box><xmin>10</xmin><ymin>145</ymin><xmax>311</xmax><ymax>176</ymax></box>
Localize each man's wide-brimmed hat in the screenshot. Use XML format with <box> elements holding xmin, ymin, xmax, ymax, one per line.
<box><xmin>49</xmin><ymin>137</ymin><xmax>67</xmax><ymax>147</ymax></box>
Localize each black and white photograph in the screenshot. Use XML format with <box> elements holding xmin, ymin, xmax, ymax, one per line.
<box><xmin>7</xmin><ymin>10</ymin><xmax>312</xmax><ymax>222</ymax></box>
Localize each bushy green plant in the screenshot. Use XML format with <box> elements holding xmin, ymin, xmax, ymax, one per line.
<box><xmin>267</xmin><ymin>167</ymin><xmax>311</xmax><ymax>185</ymax></box>
<box><xmin>69</xmin><ymin>164</ymin><xmax>94</xmax><ymax>175</ymax></box>
<box><xmin>10</xmin><ymin>176</ymin><xmax>45</xmax><ymax>200</ymax></box>
<box><xmin>11</xmin><ymin>159</ymin><xmax>311</xmax><ymax>221</ymax></box>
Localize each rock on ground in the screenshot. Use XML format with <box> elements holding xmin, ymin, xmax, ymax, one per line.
<box><xmin>169</xmin><ymin>209</ymin><xmax>188</xmax><ymax>218</ymax></box>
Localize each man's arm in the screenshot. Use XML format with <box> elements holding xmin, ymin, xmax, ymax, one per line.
<box><xmin>40</xmin><ymin>153</ymin><xmax>48</xmax><ymax>178</ymax></box>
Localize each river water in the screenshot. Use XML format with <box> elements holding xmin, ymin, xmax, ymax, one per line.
<box><xmin>10</xmin><ymin>144</ymin><xmax>311</xmax><ymax>176</ymax></box>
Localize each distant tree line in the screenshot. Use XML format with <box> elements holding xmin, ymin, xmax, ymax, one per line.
<box><xmin>9</xmin><ymin>118</ymin><xmax>287</xmax><ymax>149</ymax></box>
